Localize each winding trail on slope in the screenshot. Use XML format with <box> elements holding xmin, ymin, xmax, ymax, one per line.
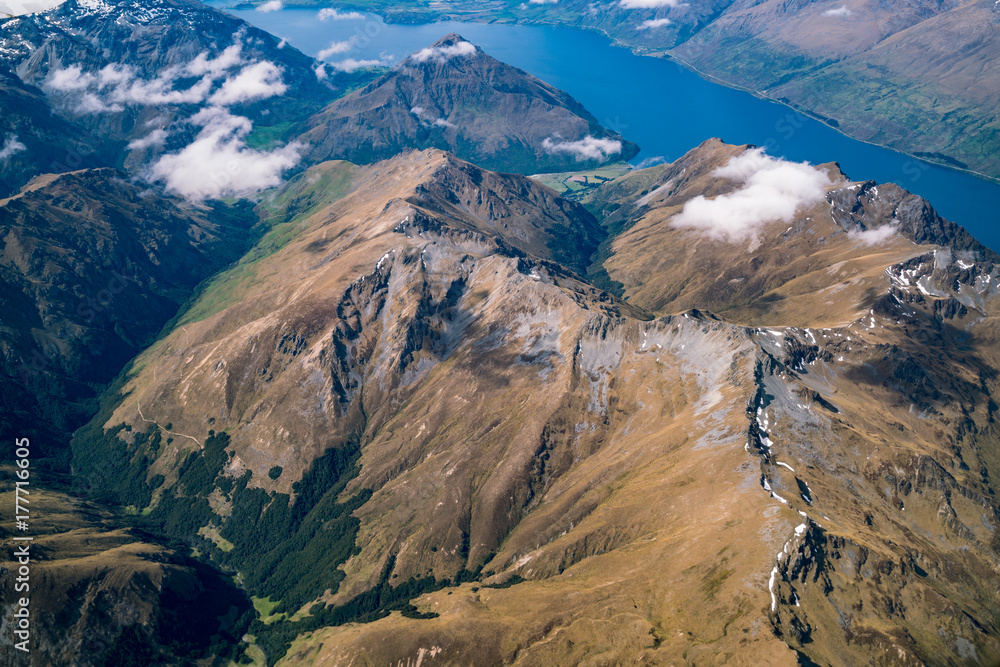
<box><xmin>136</xmin><ymin>400</ymin><xmax>202</xmax><ymax>448</ymax></box>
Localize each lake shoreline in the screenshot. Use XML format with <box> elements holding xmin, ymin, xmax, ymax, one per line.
<box><xmin>214</xmin><ymin>2</ymin><xmax>1000</xmax><ymax>187</ymax></box>
<box><xmin>210</xmin><ymin>2</ymin><xmax>1000</xmax><ymax>250</ymax></box>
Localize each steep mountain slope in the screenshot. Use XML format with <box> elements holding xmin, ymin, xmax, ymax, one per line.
<box><xmin>0</xmin><ymin>168</ymin><xmax>255</xmax><ymax>465</ymax></box>
<box><xmin>0</xmin><ymin>65</ymin><xmax>108</xmax><ymax>197</ymax></box>
<box><xmin>670</xmin><ymin>0</ymin><xmax>1000</xmax><ymax>175</ymax></box>
<box><xmin>0</xmin><ymin>0</ymin><xmax>333</xmax><ymax>121</ymax></box>
<box><xmin>298</xmin><ymin>34</ymin><xmax>639</xmax><ymax>174</ymax></box>
<box><xmin>590</xmin><ymin>137</ymin><xmax>997</xmax><ymax>326</ymax></box>
<box><xmin>0</xmin><ymin>480</ymin><xmax>252</xmax><ymax>666</ymax></box>
<box><xmin>71</xmin><ymin>144</ymin><xmax>1000</xmax><ymax>665</ymax></box>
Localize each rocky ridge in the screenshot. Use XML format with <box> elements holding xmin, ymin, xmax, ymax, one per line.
<box><xmin>66</xmin><ymin>140</ymin><xmax>1000</xmax><ymax>665</ymax></box>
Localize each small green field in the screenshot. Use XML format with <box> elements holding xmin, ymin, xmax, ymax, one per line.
<box><xmin>229</xmin><ymin>637</ymin><xmax>267</xmax><ymax>667</ymax></box>
<box><xmin>252</xmin><ymin>596</ymin><xmax>288</xmax><ymax>624</ymax></box>
<box><xmin>199</xmin><ymin>524</ymin><xmax>235</xmax><ymax>552</ymax></box>
<box><xmin>530</xmin><ymin>162</ymin><xmax>632</xmax><ymax>199</ymax></box>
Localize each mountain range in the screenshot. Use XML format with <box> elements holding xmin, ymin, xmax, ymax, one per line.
<box><xmin>1</xmin><ymin>1</ymin><xmax>999</xmax><ymax>666</ymax></box>
<box><xmin>64</xmin><ymin>139</ymin><xmax>1000</xmax><ymax>665</ymax></box>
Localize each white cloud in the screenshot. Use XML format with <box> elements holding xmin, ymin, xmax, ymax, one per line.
<box><xmin>620</xmin><ymin>0</ymin><xmax>684</xmax><ymax>8</ymax></box>
<box><xmin>44</xmin><ymin>41</ymin><xmax>285</xmax><ymax>112</ymax></box>
<box><xmin>328</xmin><ymin>58</ymin><xmax>391</xmax><ymax>72</ymax></box>
<box><xmin>314</xmin><ymin>62</ymin><xmax>328</xmax><ymax>80</ymax></box>
<box><xmin>256</xmin><ymin>0</ymin><xmax>283</xmax><ymax>12</ymax></box>
<box><xmin>318</xmin><ymin>37</ymin><xmax>358</xmax><ymax>61</ymax></box>
<box><xmin>41</xmin><ymin>35</ymin><xmax>301</xmax><ymax>199</ymax></box>
<box><xmin>639</xmin><ymin>17</ymin><xmax>671</xmax><ymax>28</ymax></box>
<box><xmin>45</xmin><ymin>65</ymin><xmax>92</xmax><ymax>92</ymax></box>
<box><xmin>634</xmin><ymin>155</ymin><xmax>666</xmax><ymax>169</ymax></box>
<box><xmin>822</xmin><ymin>5</ymin><xmax>853</xmax><ymax>17</ymax></box>
<box><xmin>121</xmin><ymin>68</ymin><xmax>215</xmax><ymax>105</ymax></box>
<box><xmin>0</xmin><ymin>134</ymin><xmax>26</xmax><ymax>160</ymax></box>
<box><xmin>46</xmin><ymin>63</ymin><xmax>213</xmax><ymax>110</ymax></box>
<box><xmin>529</xmin><ymin>0</ymin><xmax>559</xmax><ymax>4</ymax></box>
<box><xmin>44</xmin><ymin>67</ymin><xmax>129</xmax><ymax>111</ymax></box>
<box><xmin>671</xmin><ymin>148</ymin><xmax>834</xmax><ymax>242</ymax></box>
<box><xmin>128</xmin><ymin>128</ymin><xmax>168</xmax><ymax>150</ymax></box>
<box><xmin>208</xmin><ymin>61</ymin><xmax>287</xmax><ymax>105</ymax></box>
<box><xmin>148</xmin><ymin>107</ymin><xmax>302</xmax><ymax>200</ymax></box>
<box><xmin>542</xmin><ymin>135</ymin><xmax>622</xmax><ymax>161</ymax></box>
<box><xmin>409</xmin><ymin>105</ymin><xmax>454</xmax><ymax>128</ymax></box>
<box><xmin>848</xmin><ymin>224</ymin><xmax>897</xmax><ymax>245</ymax></box>
<box><xmin>411</xmin><ymin>40</ymin><xmax>477</xmax><ymax>64</ymax></box>
<box><xmin>184</xmin><ymin>43</ymin><xmax>244</xmax><ymax>78</ymax></box>
<box><xmin>318</xmin><ymin>7</ymin><xmax>365</xmax><ymax>20</ymax></box>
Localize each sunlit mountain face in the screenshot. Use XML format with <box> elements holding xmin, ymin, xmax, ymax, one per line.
<box><xmin>2</xmin><ymin>2</ymin><xmax>999</xmax><ymax>666</ymax></box>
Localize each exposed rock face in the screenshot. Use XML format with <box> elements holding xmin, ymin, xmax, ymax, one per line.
<box><xmin>298</xmin><ymin>34</ymin><xmax>639</xmax><ymax>175</ymax></box>
<box><xmin>72</xmin><ymin>143</ymin><xmax>1000</xmax><ymax>665</ymax></box>
<box><xmin>826</xmin><ymin>179</ymin><xmax>998</xmax><ymax>259</ymax></box>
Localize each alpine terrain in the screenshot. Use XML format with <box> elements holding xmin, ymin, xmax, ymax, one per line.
<box><xmin>0</xmin><ymin>1</ymin><xmax>998</xmax><ymax>667</ymax></box>
<box><xmin>63</xmin><ymin>142</ymin><xmax>1000</xmax><ymax>665</ymax></box>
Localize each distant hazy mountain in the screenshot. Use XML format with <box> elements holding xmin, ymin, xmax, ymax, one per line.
<box><xmin>0</xmin><ymin>0</ymin><xmax>352</xmax><ymax>197</ymax></box>
<box><xmin>665</xmin><ymin>0</ymin><xmax>1000</xmax><ymax>177</ymax></box>
<box><xmin>299</xmin><ymin>34</ymin><xmax>639</xmax><ymax>174</ymax></box>
<box><xmin>0</xmin><ymin>65</ymin><xmax>108</xmax><ymax>196</ymax></box>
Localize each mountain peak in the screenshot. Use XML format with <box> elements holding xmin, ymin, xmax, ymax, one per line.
<box><xmin>431</xmin><ymin>32</ymin><xmax>470</xmax><ymax>47</ymax></box>
<box><xmin>301</xmin><ymin>34</ymin><xmax>639</xmax><ymax>174</ymax></box>
<box><xmin>406</xmin><ymin>32</ymin><xmax>481</xmax><ymax>65</ymax></box>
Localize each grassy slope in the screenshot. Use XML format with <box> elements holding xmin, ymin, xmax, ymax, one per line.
<box><xmin>177</xmin><ymin>161</ymin><xmax>357</xmax><ymax>325</ymax></box>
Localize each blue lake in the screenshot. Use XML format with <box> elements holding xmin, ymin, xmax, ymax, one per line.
<box><xmin>214</xmin><ymin>4</ymin><xmax>1000</xmax><ymax>251</ymax></box>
